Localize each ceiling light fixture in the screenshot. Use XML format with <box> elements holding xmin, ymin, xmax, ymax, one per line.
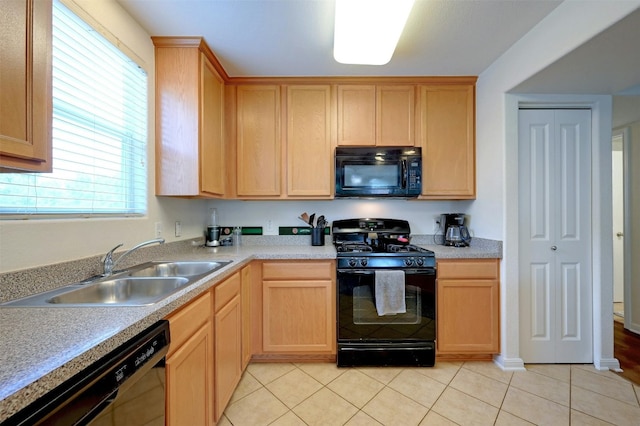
<box><xmin>333</xmin><ymin>0</ymin><xmax>415</xmax><ymax>66</ymax></box>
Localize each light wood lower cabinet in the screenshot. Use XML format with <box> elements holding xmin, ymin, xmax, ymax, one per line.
<box><xmin>214</xmin><ymin>271</ymin><xmax>242</xmax><ymax>422</ymax></box>
<box><xmin>165</xmin><ymin>291</ymin><xmax>214</xmax><ymax>426</ymax></box>
<box><xmin>436</xmin><ymin>259</ymin><xmax>500</xmax><ymax>358</ymax></box>
<box><xmin>260</xmin><ymin>261</ymin><xmax>336</xmax><ymax>358</ymax></box>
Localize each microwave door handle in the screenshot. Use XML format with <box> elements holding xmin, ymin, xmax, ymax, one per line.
<box><xmin>401</xmin><ymin>160</ymin><xmax>407</xmax><ymax>188</ymax></box>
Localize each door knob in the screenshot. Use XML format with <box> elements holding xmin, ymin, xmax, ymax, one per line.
<box><xmin>616</xmin><ymin>232</ymin><xmax>624</xmax><ymax>237</ymax></box>
<box><xmin>551</xmin><ymin>245</ymin><xmax>557</xmax><ymax>251</ymax></box>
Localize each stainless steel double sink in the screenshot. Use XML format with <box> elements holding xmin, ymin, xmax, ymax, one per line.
<box><xmin>1</xmin><ymin>260</ymin><xmax>232</xmax><ymax>307</ymax></box>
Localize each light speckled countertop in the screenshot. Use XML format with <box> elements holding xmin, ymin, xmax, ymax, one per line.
<box><xmin>0</xmin><ymin>236</ymin><xmax>500</xmax><ymax>421</ymax></box>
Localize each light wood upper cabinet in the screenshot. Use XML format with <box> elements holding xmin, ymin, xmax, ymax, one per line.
<box><xmin>337</xmin><ymin>85</ymin><xmax>415</xmax><ymax>146</ymax></box>
<box><xmin>420</xmin><ymin>84</ymin><xmax>476</xmax><ymax>199</ymax></box>
<box><xmin>377</xmin><ymin>85</ymin><xmax>415</xmax><ymax>146</ymax></box>
<box><xmin>436</xmin><ymin>259</ymin><xmax>500</xmax><ymax>356</ymax></box>
<box><xmin>236</xmin><ymin>85</ymin><xmax>281</xmax><ymax>197</ymax></box>
<box><xmin>153</xmin><ymin>37</ymin><xmax>226</xmax><ymax>197</ymax></box>
<box><xmin>285</xmin><ymin>85</ymin><xmax>334</xmax><ymax>197</ymax></box>
<box><xmin>0</xmin><ymin>0</ymin><xmax>52</xmax><ymax>172</ymax></box>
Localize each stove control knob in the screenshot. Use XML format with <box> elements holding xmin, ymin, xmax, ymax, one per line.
<box><xmin>360</xmin><ymin>258</ymin><xmax>368</xmax><ymax>267</ymax></box>
<box><xmin>348</xmin><ymin>258</ymin><xmax>357</xmax><ymax>268</ymax></box>
<box><xmin>404</xmin><ymin>258</ymin><xmax>414</xmax><ymax>267</ymax></box>
<box><xmin>416</xmin><ymin>257</ymin><xmax>424</xmax><ymax>267</ymax></box>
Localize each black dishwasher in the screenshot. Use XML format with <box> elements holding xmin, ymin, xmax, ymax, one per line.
<box><xmin>5</xmin><ymin>320</ymin><xmax>170</xmax><ymax>426</ymax></box>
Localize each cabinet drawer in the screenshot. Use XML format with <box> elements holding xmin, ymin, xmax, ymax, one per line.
<box><xmin>262</xmin><ymin>261</ymin><xmax>334</xmax><ymax>280</ymax></box>
<box><xmin>215</xmin><ymin>272</ymin><xmax>241</xmax><ymax>311</ymax></box>
<box><xmin>437</xmin><ymin>259</ymin><xmax>499</xmax><ymax>279</ymax></box>
<box><xmin>166</xmin><ymin>291</ymin><xmax>212</xmax><ymax>357</ymax></box>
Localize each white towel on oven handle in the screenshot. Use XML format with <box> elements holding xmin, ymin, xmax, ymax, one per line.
<box><xmin>375</xmin><ymin>270</ymin><xmax>406</xmax><ymax>316</ymax></box>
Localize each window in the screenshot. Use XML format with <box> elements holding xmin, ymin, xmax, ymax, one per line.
<box><xmin>0</xmin><ymin>0</ymin><xmax>148</xmax><ymax>216</ymax></box>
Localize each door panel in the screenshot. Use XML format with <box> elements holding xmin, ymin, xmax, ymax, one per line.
<box><xmin>519</xmin><ymin>109</ymin><xmax>592</xmax><ymax>363</ymax></box>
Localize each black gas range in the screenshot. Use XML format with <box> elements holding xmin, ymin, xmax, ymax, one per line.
<box><xmin>333</xmin><ymin>218</ymin><xmax>436</xmax><ymax>269</ymax></box>
<box><xmin>332</xmin><ymin>219</ymin><xmax>437</xmax><ymax>367</ymax></box>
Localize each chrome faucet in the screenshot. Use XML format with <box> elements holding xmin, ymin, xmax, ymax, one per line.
<box><xmin>102</xmin><ymin>238</ymin><xmax>165</xmax><ymax>276</ymax></box>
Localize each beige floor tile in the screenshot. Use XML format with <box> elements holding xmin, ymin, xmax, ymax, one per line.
<box><xmin>570</xmin><ymin>409</ymin><xmax>617</xmax><ymax>425</ymax></box>
<box><xmin>357</xmin><ymin>366</ymin><xmax>403</xmax><ymax>384</ymax></box>
<box><xmin>524</xmin><ymin>363</ymin><xmax>571</xmax><ymax>383</ymax></box>
<box><xmin>296</xmin><ymin>362</ymin><xmax>346</xmax><ymax>385</ymax></box>
<box><xmin>419</xmin><ymin>410</ymin><xmax>459</xmax><ymax>425</ymax></box>
<box><xmin>510</xmin><ymin>369</ymin><xmax>570</xmax><ymax>406</ymax></box>
<box><xmin>501</xmin><ymin>387</ymin><xmax>569</xmax><ymax>425</ymax></box>
<box><xmin>230</xmin><ymin>370</ymin><xmax>263</xmax><ymax>404</ymax></box>
<box><xmin>461</xmin><ymin>361</ymin><xmax>513</xmax><ymax>384</ymax></box>
<box><xmin>388</xmin><ymin>369</ymin><xmax>447</xmax><ymax>408</ymax></box>
<box><xmin>362</xmin><ymin>387</ymin><xmax>429</xmax><ymax>426</ymax></box>
<box><xmin>414</xmin><ymin>362</ymin><xmax>462</xmax><ymax>385</ymax></box>
<box><xmin>269</xmin><ymin>411</ymin><xmax>307</xmax><ymax>426</ymax></box>
<box><xmin>293</xmin><ymin>387</ymin><xmax>358</xmax><ymax>426</ymax></box>
<box><xmin>494</xmin><ymin>410</ymin><xmax>535</xmax><ymax>425</ymax></box>
<box><xmin>571</xmin><ymin>386</ymin><xmax>640</xmax><ymax>426</ymax></box>
<box><xmin>246</xmin><ymin>362</ymin><xmax>297</xmax><ymax>385</ymax></box>
<box><xmin>448</xmin><ymin>367</ymin><xmax>508</xmax><ymax>408</ymax></box>
<box><xmin>266</xmin><ymin>368</ymin><xmax>323</xmax><ymax>409</ymax></box>
<box><xmin>327</xmin><ymin>369</ymin><xmax>385</xmax><ymax>408</ymax></box>
<box><xmin>431</xmin><ymin>387</ymin><xmax>498</xmax><ymax>426</ymax></box>
<box><xmin>224</xmin><ymin>387</ymin><xmax>289</xmax><ymax>426</ymax></box>
<box><xmin>216</xmin><ymin>414</ymin><xmax>232</xmax><ymax>426</ymax></box>
<box><xmin>344</xmin><ymin>410</ymin><xmax>384</xmax><ymax>425</ymax></box>
<box><xmin>571</xmin><ymin>366</ymin><xmax>639</xmax><ymax>406</ymax></box>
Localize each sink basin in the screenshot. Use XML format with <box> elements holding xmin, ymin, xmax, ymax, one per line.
<box><xmin>46</xmin><ymin>277</ymin><xmax>190</xmax><ymax>306</ymax></box>
<box><xmin>128</xmin><ymin>261</ymin><xmax>231</xmax><ymax>278</ymax></box>
<box><xmin>0</xmin><ymin>259</ymin><xmax>233</xmax><ymax>307</ymax></box>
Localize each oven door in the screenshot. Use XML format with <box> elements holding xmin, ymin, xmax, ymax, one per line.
<box><xmin>337</xmin><ymin>268</ymin><xmax>436</xmax><ymax>342</ymax></box>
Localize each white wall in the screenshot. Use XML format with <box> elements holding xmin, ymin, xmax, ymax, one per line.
<box><xmin>475</xmin><ymin>1</ymin><xmax>639</xmax><ymax>369</ymax></box>
<box><xmin>0</xmin><ymin>0</ymin><xmax>210</xmax><ymax>273</ymax></box>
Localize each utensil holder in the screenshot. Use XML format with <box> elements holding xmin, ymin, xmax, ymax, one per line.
<box><xmin>311</xmin><ymin>228</ymin><xmax>325</xmax><ymax>246</ymax></box>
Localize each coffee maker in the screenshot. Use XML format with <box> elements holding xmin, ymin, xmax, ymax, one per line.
<box><xmin>439</xmin><ymin>213</ymin><xmax>471</xmax><ymax>247</ymax></box>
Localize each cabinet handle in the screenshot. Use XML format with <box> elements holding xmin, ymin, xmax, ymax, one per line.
<box><xmin>551</xmin><ymin>245</ymin><xmax>557</xmax><ymax>251</ymax></box>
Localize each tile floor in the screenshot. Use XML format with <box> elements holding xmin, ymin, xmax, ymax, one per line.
<box><xmin>218</xmin><ymin>361</ymin><xmax>640</xmax><ymax>426</ymax></box>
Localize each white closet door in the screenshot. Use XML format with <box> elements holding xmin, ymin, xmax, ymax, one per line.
<box><xmin>518</xmin><ymin>109</ymin><xmax>593</xmax><ymax>363</ymax></box>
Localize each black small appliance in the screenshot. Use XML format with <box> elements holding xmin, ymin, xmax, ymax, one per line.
<box><xmin>438</xmin><ymin>213</ymin><xmax>471</xmax><ymax>247</ymax></box>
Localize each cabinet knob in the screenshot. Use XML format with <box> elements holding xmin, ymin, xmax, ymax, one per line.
<box><xmin>551</xmin><ymin>245</ymin><xmax>557</xmax><ymax>251</ymax></box>
<box><xmin>616</xmin><ymin>232</ymin><xmax>624</xmax><ymax>237</ymax></box>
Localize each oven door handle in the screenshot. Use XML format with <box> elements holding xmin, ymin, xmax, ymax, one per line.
<box><xmin>338</xmin><ymin>269</ymin><xmax>435</xmax><ymax>276</ymax></box>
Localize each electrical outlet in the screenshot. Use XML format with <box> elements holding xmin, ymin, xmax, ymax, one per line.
<box><xmin>267</xmin><ymin>220</ymin><xmax>274</xmax><ymax>232</ymax></box>
<box><xmin>175</xmin><ymin>221</ymin><xmax>182</xmax><ymax>237</ymax></box>
<box><xmin>155</xmin><ymin>222</ymin><xmax>163</xmax><ymax>238</ymax></box>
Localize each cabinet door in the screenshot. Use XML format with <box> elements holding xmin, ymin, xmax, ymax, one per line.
<box><xmin>420</xmin><ymin>85</ymin><xmax>475</xmax><ymax>199</ymax></box>
<box><xmin>263</xmin><ymin>280</ymin><xmax>335</xmax><ymax>353</ymax></box>
<box><xmin>241</xmin><ymin>264</ymin><xmax>253</xmax><ymax>369</ymax></box>
<box><xmin>377</xmin><ymin>85</ymin><xmax>415</xmax><ymax>146</ymax></box>
<box><xmin>337</xmin><ymin>85</ymin><xmax>375</xmax><ymax>146</ymax></box>
<box><xmin>166</xmin><ymin>323</ymin><xmax>214</xmax><ymax>426</ymax></box>
<box><xmin>200</xmin><ymin>54</ymin><xmax>225</xmax><ymax>196</ymax></box>
<box><xmin>436</xmin><ymin>259</ymin><xmax>499</xmax><ymax>354</ymax></box>
<box><xmin>285</xmin><ymin>85</ymin><xmax>333</xmax><ymax>197</ymax></box>
<box><xmin>236</xmin><ymin>85</ymin><xmax>281</xmax><ymax>196</ymax></box>
<box><xmin>0</xmin><ymin>0</ymin><xmax>52</xmax><ymax>172</ymax></box>
<box><xmin>215</xmin><ymin>294</ymin><xmax>242</xmax><ymax>420</ymax></box>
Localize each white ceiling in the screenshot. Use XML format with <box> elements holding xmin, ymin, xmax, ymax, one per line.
<box><xmin>116</xmin><ymin>0</ymin><xmax>640</xmax><ymax>109</ymax></box>
<box><xmin>116</xmin><ymin>0</ymin><xmax>564</xmax><ymax>77</ymax></box>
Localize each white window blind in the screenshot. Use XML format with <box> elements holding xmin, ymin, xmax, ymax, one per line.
<box><xmin>0</xmin><ymin>0</ymin><xmax>148</xmax><ymax>216</ymax></box>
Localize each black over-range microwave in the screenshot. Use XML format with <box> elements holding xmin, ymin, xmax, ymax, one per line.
<box><xmin>335</xmin><ymin>146</ymin><xmax>422</xmax><ymax>198</ymax></box>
